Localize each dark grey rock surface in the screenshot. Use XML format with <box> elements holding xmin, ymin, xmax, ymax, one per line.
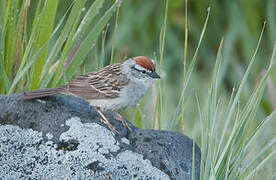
<box><xmin>0</xmin><ymin>94</ymin><xmax>201</xmax><ymax>179</ymax></box>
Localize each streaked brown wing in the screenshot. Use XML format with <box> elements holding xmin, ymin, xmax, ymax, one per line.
<box><xmin>62</xmin><ymin>64</ymin><xmax>129</xmax><ymax>100</ymax></box>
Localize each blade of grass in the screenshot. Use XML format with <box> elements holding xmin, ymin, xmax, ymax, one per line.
<box><xmin>180</xmin><ymin>0</ymin><xmax>188</xmax><ymax>133</ymax></box>
<box><xmin>159</xmin><ymin>0</ymin><xmax>168</xmax><ymax>69</ymax></box>
<box><xmin>217</xmin><ymin>102</ymin><xmax>241</xmax><ymax>179</ymax></box>
<box><xmin>170</xmin><ymin>7</ymin><xmax>211</xmax><ymax>130</ymax></box>
<box><xmin>55</xmin><ymin>0</ymin><xmax>107</xmax><ymax>79</ymax></box>
<box><xmin>155</xmin><ymin>0</ymin><xmax>168</xmax><ymax>129</ymax></box>
<box><xmin>50</xmin><ymin>0</ymin><xmax>105</xmax><ymax>87</ymax></box>
<box><xmin>9</xmin><ymin>43</ymin><xmax>47</xmax><ymax>93</ymax></box>
<box><xmin>99</xmin><ymin>25</ymin><xmax>109</xmax><ymax>68</ymax></box>
<box><xmin>61</xmin><ymin>1</ymin><xmax>120</xmax><ymax>84</ymax></box>
<box><xmin>243</xmin><ymin>110</ymin><xmax>276</xmax><ymax>155</ymax></box>
<box><xmin>224</xmin><ymin>146</ymin><xmax>234</xmax><ymax>180</ymax></box>
<box><xmin>228</xmin><ymin>40</ymin><xmax>276</xmax><ymax>163</ymax></box>
<box><xmin>135</xmin><ymin>103</ymin><xmax>144</xmax><ymax>128</ymax></box>
<box><xmin>71</xmin><ymin>0</ymin><xmax>105</xmax><ymax>48</ymax></box>
<box><xmin>110</xmin><ymin>2</ymin><xmax>120</xmax><ymax>64</ymax></box>
<box><xmin>214</xmin><ymin>22</ymin><xmax>266</xmax><ymax>173</ymax></box>
<box><xmin>4</xmin><ymin>0</ymin><xmax>20</xmax><ymax>79</ymax></box>
<box><xmin>267</xmin><ymin>0</ymin><xmax>276</xmax><ymax>47</ymax></box>
<box><xmin>0</xmin><ymin>0</ymin><xmax>6</xmax><ymax>30</ymax></box>
<box><xmin>228</xmin><ymin>41</ymin><xmax>276</xmax><ymax>175</ymax></box>
<box><xmin>47</xmin><ymin>0</ymin><xmax>86</xmax><ymax>87</ymax></box>
<box><xmin>30</xmin><ymin>0</ymin><xmax>58</xmax><ymax>89</ymax></box>
<box><xmin>8</xmin><ymin>3</ymin><xmax>66</xmax><ymax>93</ymax></box>
<box><xmin>195</xmin><ymin>95</ymin><xmax>206</xmax><ymax>180</ymax></box>
<box><xmin>240</xmin><ymin>112</ymin><xmax>276</xmax><ymax>177</ymax></box>
<box><xmin>12</xmin><ymin>0</ymin><xmax>31</xmax><ymax>92</ymax></box>
<box><xmin>8</xmin><ymin>14</ymin><xmax>41</xmax><ymax>93</ymax></box>
<box><xmin>38</xmin><ymin>1</ymin><xmax>78</xmax><ymax>88</ymax></box>
<box><xmin>30</xmin><ymin>0</ymin><xmax>42</xmax><ymax>34</ymax></box>
<box><xmin>209</xmin><ymin>38</ymin><xmax>224</xmax><ymax>167</ymax></box>
<box><xmin>244</xmin><ymin>139</ymin><xmax>276</xmax><ymax>180</ymax></box>
<box><xmin>0</xmin><ymin>25</ymin><xmax>10</xmax><ymax>93</ymax></box>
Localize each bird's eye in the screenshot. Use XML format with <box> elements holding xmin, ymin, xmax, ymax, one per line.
<box><xmin>141</xmin><ymin>70</ymin><xmax>146</xmax><ymax>74</ymax></box>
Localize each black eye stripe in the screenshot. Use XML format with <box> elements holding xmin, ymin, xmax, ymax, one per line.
<box><xmin>131</xmin><ymin>66</ymin><xmax>152</xmax><ymax>74</ymax></box>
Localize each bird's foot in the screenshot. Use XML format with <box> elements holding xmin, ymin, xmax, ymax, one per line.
<box><xmin>95</xmin><ymin>108</ymin><xmax>119</xmax><ymax>134</ymax></box>
<box><xmin>115</xmin><ymin>113</ymin><xmax>132</xmax><ymax>132</ymax></box>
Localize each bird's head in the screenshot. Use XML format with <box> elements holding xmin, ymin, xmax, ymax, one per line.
<box><xmin>124</xmin><ymin>56</ymin><xmax>160</xmax><ymax>80</ymax></box>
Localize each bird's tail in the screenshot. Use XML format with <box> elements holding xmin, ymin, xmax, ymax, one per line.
<box><xmin>22</xmin><ymin>87</ymin><xmax>64</xmax><ymax>100</ymax></box>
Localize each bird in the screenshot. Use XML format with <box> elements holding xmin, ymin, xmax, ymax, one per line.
<box><xmin>22</xmin><ymin>56</ymin><xmax>160</xmax><ymax>133</ymax></box>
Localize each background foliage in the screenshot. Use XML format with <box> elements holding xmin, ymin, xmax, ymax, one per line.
<box><xmin>0</xmin><ymin>0</ymin><xmax>276</xmax><ymax>179</ymax></box>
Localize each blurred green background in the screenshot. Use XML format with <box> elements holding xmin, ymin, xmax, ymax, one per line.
<box><xmin>1</xmin><ymin>0</ymin><xmax>276</xmax><ymax>179</ymax></box>
<box><xmin>114</xmin><ymin>0</ymin><xmax>276</xmax><ymax>131</ymax></box>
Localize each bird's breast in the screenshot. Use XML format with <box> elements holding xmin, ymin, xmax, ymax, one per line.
<box><xmin>120</xmin><ymin>79</ymin><xmax>153</xmax><ymax>107</ymax></box>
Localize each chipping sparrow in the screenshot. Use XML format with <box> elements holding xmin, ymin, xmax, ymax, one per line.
<box><xmin>22</xmin><ymin>56</ymin><xmax>160</xmax><ymax>133</ymax></box>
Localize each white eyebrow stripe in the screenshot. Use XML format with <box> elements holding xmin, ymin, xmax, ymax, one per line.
<box><xmin>135</xmin><ymin>64</ymin><xmax>152</xmax><ymax>72</ymax></box>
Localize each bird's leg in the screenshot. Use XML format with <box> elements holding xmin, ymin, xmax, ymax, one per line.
<box><xmin>115</xmin><ymin>112</ymin><xmax>132</xmax><ymax>131</ymax></box>
<box><xmin>95</xmin><ymin>107</ymin><xmax>118</xmax><ymax>134</ymax></box>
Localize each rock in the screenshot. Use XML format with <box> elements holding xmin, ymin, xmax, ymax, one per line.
<box><xmin>0</xmin><ymin>94</ymin><xmax>201</xmax><ymax>179</ymax></box>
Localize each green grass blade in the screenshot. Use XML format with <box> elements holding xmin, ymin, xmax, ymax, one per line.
<box><xmin>243</xmin><ymin>111</ymin><xmax>276</xmax><ymax>155</ymax></box>
<box><xmin>9</xmin><ymin>0</ymin><xmax>67</xmax><ymax>92</ymax></box>
<box><xmin>214</xmin><ymin>22</ymin><xmax>266</xmax><ymax>172</ymax></box>
<box><xmin>30</xmin><ymin>0</ymin><xmax>42</xmax><ymax>36</ymax></box>
<box><xmin>72</xmin><ymin>0</ymin><xmax>105</xmax><ymax>47</ymax></box>
<box><xmin>0</xmin><ymin>24</ymin><xmax>10</xmax><ymax>93</ymax></box>
<box><xmin>209</xmin><ymin>38</ymin><xmax>224</xmax><ymax>167</ymax></box>
<box><xmin>99</xmin><ymin>25</ymin><xmax>109</xmax><ymax>68</ymax></box>
<box><xmin>229</xmin><ymin>40</ymin><xmax>275</xmax><ymax>162</ymax></box>
<box><xmin>159</xmin><ymin>0</ymin><xmax>168</xmax><ymax>68</ymax></box>
<box><xmin>48</xmin><ymin>0</ymin><xmax>86</xmax><ymax>87</ymax></box>
<box><xmin>239</xmin><ymin>111</ymin><xmax>276</xmax><ymax>178</ymax></box>
<box><xmin>180</xmin><ymin>0</ymin><xmax>189</xmax><ymax>133</ymax></box>
<box><xmin>155</xmin><ymin>0</ymin><xmax>168</xmax><ymax>129</ymax></box>
<box><xmin>4</xmin><ymin>0</ymin><xmax>20</xmax><ymax>78</ymax></box>
<box><xmin>135</xmin><ymin>104</ymin><xmax>144</xmax><ymax>128</ymax></box>
<box><xmin>62</xmin><ymin>1</ymin><xmax>120</xmax><ymax>84</ymax></box>
<box><xmin>37</xmin><ymin>1</ymin><xmax>76</xmax><ymax>87</ymax></box>
<box><xmin>30</xmin><ymin>0</ymin><xmax>58</xmax><ymax>89</ymax></box>
<box><xmin>267</xmin><ymin>0</ymin><xmax>276</xmax><ymax>47</ymax></box>
<box><xmin>9</xmin><ymin>44</ymin><xmax>47</xmax><ymax>93</ymax></box>
<box><xmin>170</xmin><ymin>7</ymin><xmax>210</xmax><ymax>130</ymax></box>
<box><xmin>110</xmin><ymin>3</ymin><xmax>120</xmax><ymax>64</ymax></box>
<box><xmin>243</xmin><ymin>139</ymin><xmax>276</xmax><ymax>180</ymax></box>
<box><xmin>224</xmin><ymin>147</ymin><xmax>234</xmax><ymax>180</ymax></box>
<box><xmin>49</xmin><ymin>0</ymin><xmax>105</xmax><ymax>88</ymax></box>
<box><xmin>228</xmin><ymin>41</ymin><xmax>276</xmax><ymax>176</ymax></box>
<box><xmin>8</xmin><ymin>14</ymin><xmax>41</xmax><ymax>93</ymax></box>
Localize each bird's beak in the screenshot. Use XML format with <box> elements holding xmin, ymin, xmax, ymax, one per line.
<box><xmin>149</xmin><ymin>71</ymin><xmax>160</xmax><ymax>79</ymax></box>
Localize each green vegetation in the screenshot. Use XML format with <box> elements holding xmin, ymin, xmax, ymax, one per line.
<box><xmin>0</xmin><ymin>0</ymin><xmax>275</xmax><ymax>179</ymax></box>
